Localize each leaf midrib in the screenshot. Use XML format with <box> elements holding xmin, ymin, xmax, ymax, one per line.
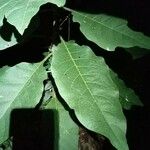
<box><xmin>71</xmin><ymin>9</ymin><xmax>148</xmax><ymax>48</ymax></box>
<box><xmin>0</xmin><ymin>0</ymin><xmax>13</xmax><ymax>11</ymax></box>
<box><xmin>20</xmin><ymin>0</ymin><xmax>31</xmax><ymax>31</ymax></box>
<box><xmin>2</xmin><ymin>62</ymin><xmax>43</xmax><ymax>118</ymax></box>
<box><xmin>61</xmin><ymin>40</ymin><xmax>123</xmax><ymax>147</ymax></box>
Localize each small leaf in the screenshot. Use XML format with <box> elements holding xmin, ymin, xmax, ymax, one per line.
<box><xmin>0</xmin><ymin>0</ymin><xmax>66</xmax><ymax>34</ymax></box>
<box><xmin>125</xmin><ymin>47</ymin><xmax>150</xmax><ymax>59</ymax></box>
<box><xmin>0</xmin><ymin>34</ymin><xmax>17</xmax><ymax>49</ymax></box>
<box><xmin>109</xmin><ymin>70</ymin><xmax>143</xmax><ymax>109</ymax></box>
<box><xmin>0</xmin><ymin>62</ymin><xmax>47</xmax><ymax>144</ymax></box>
<box><xmin>69</xmin><ymin>9</ymin><xmax>150</xmax><ymax>50</ymax></box>
<box><xmin>51</xmin><ymin>40</ymin><xmax>128</xmax><ymax>150</ymax></box>
<box><xmin>46</xmin><ymin>98</ymin><xmax>78</xmax><ymax>150</ymax></box>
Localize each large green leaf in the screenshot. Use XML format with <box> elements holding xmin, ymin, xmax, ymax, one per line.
<box><xmin>109</xmin><ymin>70</ymin><xmax>143</xmax><ymax>109</ymax></box>
<box><xmin>68</xmin><ymin>9</ymin><xmax>150</xmax><ymax>51</ymax></box>
<box><xmin>51</xmin><ymin>40</ymin><xmax>128</xmax><ymax>150</ymax></box>
<box><xmin>0</xmin><ymin>0</ymin><xmax>66</xmax><ymax>34</ymax></box>
<box><xmin>46</xmin><ymin>98</ymin><xmax>78</xmax><ymax>150</ymax></box>
<box><xmin>0</xmin><ymin>62</ymin><xmax>47</xmax><ymax>144</ymax></box>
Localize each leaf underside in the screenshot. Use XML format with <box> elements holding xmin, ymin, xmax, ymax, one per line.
<box><xmin>109</xmin><ymin>70</ymin><xmax>143</xmax><ymax>109</ymax></box>
<box><xmin>70</xmin><ymin>10</ymin><xmax>150</xmax><ymax>51</ymax></box>
<box><xmin>0</xmin><ymin>0</ymin><xmax>66</xmax><ymax>34</ymax></box>
<box><xmin>0</xmin><ymin>62</ymin><xmax>47</xmax><ymax>143</ymax></box>
<box><xmin>51</xmin><ymin>40</ymin><xmax>128</xmax><ymax>150</ymax></box>
<box><xmin>46</xmin><ymin>98</ymin><xmax>78</xmax><ymax>150</ymax></box>
<box><xmin>0</xmin><ymin>34</ymin><xmax>17</xmax><ymax>49</ymax></box>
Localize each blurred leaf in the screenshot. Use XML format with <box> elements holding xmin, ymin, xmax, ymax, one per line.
<box><xmin>0</xmin><ymin>34</ymin><xmax>17</xmax><ymax>49</ymax></box>
<box><xmin>125</xmin><ymin>47</ymin><xmax>150</xmax><ymax>59</ymax></box>
<box><xmin>0</xmin><ymin>62</ymin><xmax>47</xmax><ymax>144</ymax></box>
<box><xmin>46</xmin><ymin>98</ymin><xmax>78</xmax><ymax>150</ymax></box>
<box><xmin>110</xmin><ymin>70</ymin><xmax>143</xmax><ymax>109</ymax></box>
<box><xmin>0</xmin><ymin>0</ymin><xmax>66</xmax><ymax>34</ymax></box>
<box><xmin>69</xmin><ymin>10</ymin><xmax>150</xmax><ymax>51</ymax></box>
<box><xmin>51</xmin><ymin>40</ymin><xmax>128</xmax><ymax>150</ymax></box>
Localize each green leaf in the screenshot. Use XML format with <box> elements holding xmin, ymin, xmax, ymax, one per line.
<box><xmin>125</xmin><ymin>47</ymin><xmax>150</xmax><ymax>59</ymax></box>
<box><xmin>0</xmin><ymin>62</ymin><xmax>47</xmax><ymax>144</ymax></box>
<box><xmin>109</xmin><ymin>70</ymin><xmax>143</xmax><ymax>109</ymax></box>
<box><xmin>51</xmin><ymin>40</ymin><xmax>128</xmax><ymax>150</ymax></box>
<box><xmin>0</xmin><ymin>0</ymin><xmax>66</xmax><ymax>34</ymax></box>
<box><xmin>69</xmin><ymin>9</ymin><xmax>150</xmax><ymax>51</ymax></box>
<box><xmin>45</xmin><ymin>98</ymin><xmax>78</xmax><ymax>150</ymax></box>
<box><xmin>0</xmin><ymin>34</ymin><xmax>17</xmax><ymax>49</ymax></box>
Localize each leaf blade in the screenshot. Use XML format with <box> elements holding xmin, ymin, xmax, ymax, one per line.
<box><xmin>0</xmin><ymin>0</ymin><xmax>66</xmax><ymax>34</ymax></box>
<box><xmin>70</xmin><ymin>10</ymin><xmax>150</xmax><ymax>50</ymax></box>
<box><xmin>46</xmin><ymin>98</ymin><xmax>78</xmax><ymax>150</ymax></box>
<box><xmin>0</xmin><ymin>62</ymin><xmax>47</xmax><ymax>143</ymax></box>
<box><xmin>51</xmin><ymin>40</ymin><xmax>128</xmax><ymax>150</ymax></box>
<box><xmin>109</xmin><ymin>70</ymin><xmax>143</xmax><ymax>109</ymax></box>
<box><xmin>0</xmin><ymin>34</ymin><xmax>17</xmax><ymax>49</ymax></box>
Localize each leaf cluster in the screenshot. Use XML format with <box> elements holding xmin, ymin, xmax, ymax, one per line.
<box><xmin>0</xmin><ymin>0</ymin><xmax>149</xmax><ymax>150</ymax></box>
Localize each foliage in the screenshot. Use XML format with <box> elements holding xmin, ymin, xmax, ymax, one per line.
<box><xmin>0</xmin><ymin>62</ymin><xmax>47</xmax><ymax>143</ymax></box>
<box><xmin>45</xmin><ymin>97</ymin><xmax>78</xmax><ymax>150</ymax></box>
<box><xmin>68</xmin><ymin>9</ymin><xmax>150</xmax><ymax>50</ymax></box>
<box><xmin>0</xmin><ymin>0</ymin><xmax>65</xmax><ymax>34</ymax></box>
<box><xmin>51</xmin><ymin>40</ymin><xmax>128</xmax><ymax>149</ymax></box>
<box><xmin>0</xmin><ymin>0</ymin><xmax>149</xmax><ymax>150</ymax></box>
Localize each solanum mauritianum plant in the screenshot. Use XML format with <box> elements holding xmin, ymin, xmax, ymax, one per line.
<box><xmin>0</xmin><ymin>0</ymin><xmax>149</xmax><ymax>150</ymax></box>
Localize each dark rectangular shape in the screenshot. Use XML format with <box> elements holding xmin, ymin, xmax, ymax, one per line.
<box><xmin>10</xmin><ymin>109</ymin><xmax>56</xmax><ymax>150</ymax></box>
